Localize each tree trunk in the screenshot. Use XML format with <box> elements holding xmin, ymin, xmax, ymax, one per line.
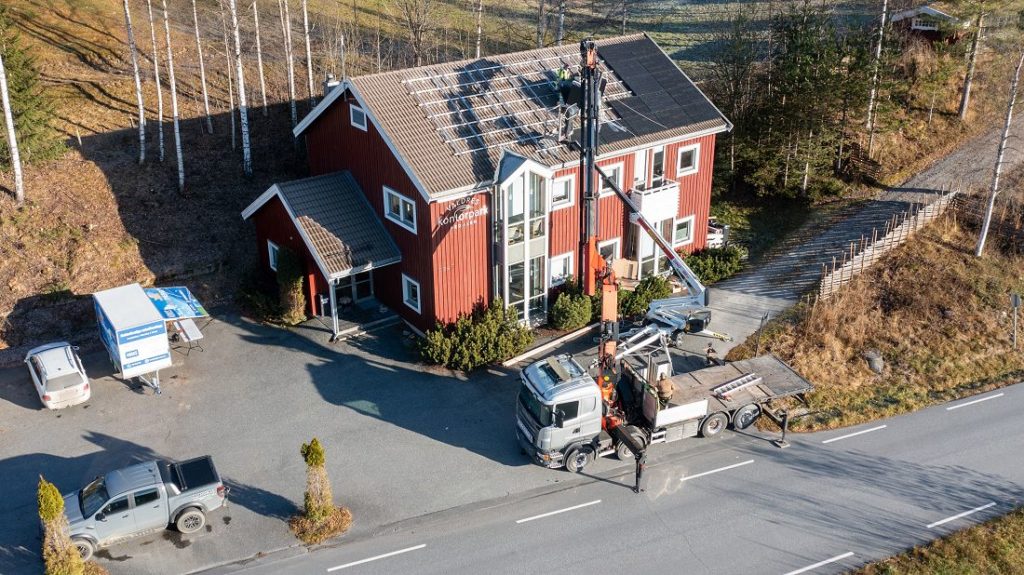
<box><xmin>475</xmin><ymin>0</ymin><xmax>483</xmax><ymax>58</ymax></box>
<box><xmin>959</xmin><ymin>13</ymin><xmax>983</xmax><ymax>121</ymax></box>
<box><xmin>123</xmin><ymin>0</ymin><xmax>146</xmax><ymax>164</ymax></box>
<box><xmin>191</xmin><ymin>0</ymin><xmax>214</xmax><ymax>134</ymax></box>
<box><xmin>301</xmin><ymin>0</ymin><xmax>314</xmax><ymax>107</ymax></box>
<box><xmin>375</xmin><ymin>15</ymin><xmax>382</xmax><ymax>72</ymax></box>
<box><xmin>161</xmin><ymin>0</ymin><xmax>185</xmax><ymax>191</ymax></box>
<box><xmin>0</xmin><ymin>52</ymin><xmax>24</xmax><ymax>206</ymax></box>
<box><xmin>976</xmin><ymin>50</ymin><xmax>1024</xmax><ymax>257</ymax></box>
<box><xmin>279</xmin><ymin>0</ymin><xmax>297</xmax><ymax>127</ymax></box>
<box><xmin>227</xmin><ymin>0</ymin><xmax>252</xmax><ymax>175</ymax></box>
<box><xmin>928</xmin><ymin>92</ymin><xmax>936</xmax><ymax>126</ymax></box>
<box><xmin>621</xmin><ymin>0</ymin><xmax>627</xmax><ymax>35</ymax></box>
<box><xmin>865</xmin><ymin>0</ymin><xmax>888</xmax><ymax>158</ymax></box>
<box><xmin>145</xmin><ymin>0</ymin><xmax>165</xmax><ymax>159</ymax></box>
<box><xmin>219</xmin><ymin>2</ymin><xmax>236</xmax><ymax>150</ymax></box>
<box><xmin>536</xmin><ymin>0</ymin><xmax>546</xmax><ymax>48</ymax></box>
<box><xmin>252</xmin><ymin>0</ymin><xmax>268</xmax><ymax>116</ymax></box>
<box><xmin>556</xmin><ymin>0</ymin><xmax>565</xmax><ymax>46</ymax></box>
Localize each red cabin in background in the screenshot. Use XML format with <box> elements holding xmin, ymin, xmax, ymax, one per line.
<box><xmin>243</xmin><ymin>33</ymin><xmax>731</xmax><ymax>336</ymax></box>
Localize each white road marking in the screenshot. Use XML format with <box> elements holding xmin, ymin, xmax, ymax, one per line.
<box><xmin>782</xmin><ymin>551</ymin><xmax>855</xmax><ymax>575</ymax></box>
<box><xmin>946</xmin><ymin>392</ymin><xmax>1004</xmax><ymax>411</ymax></box>
<box><xmin>326</xmin><ymin>544</ymin><xmax>427</xmax><ymax>572</ymax></box>
<box><xmin>821</xmin><ymin>425</ymin><xmax>887</xmax><ymax>444</ymax></box>
<box><xmin>927</xmin><ymin>502</ymin><xmax>996</xmax><ymax>529</ymax></box>
<box><xmin>515</xmin><ymin>499</ymin><xmax>602</xmax><ymax>524</ymax></box>
<box><xmin>680</xmin><ymin>459</ymin><xmax>755</xmax><ymax>482</ymax></box>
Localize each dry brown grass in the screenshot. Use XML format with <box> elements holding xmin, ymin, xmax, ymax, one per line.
<box><xmin>289</xmin><ymin>506</ymin><xmax>353</xmax><ymax>546</ymax></box>
<box><xmin>853</xmin><ymin>507</ymin><xmax>1024</xmax><ymax>575</ymax></box>
<box><xmin>83</xmin><ymin>561</ymin><xmax>110</xmax><ymax>575</ymax></box>
<box><xmin>729</xmin><ymin>213</ymin><xmax>1024</xmax><ymax>431</ymax></box>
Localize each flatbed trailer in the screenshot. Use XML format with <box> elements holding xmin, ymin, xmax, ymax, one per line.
<box><xmin>516</xmin><ymin>354</ymin><xmax>813</xmax><ymax>471</ymax></box>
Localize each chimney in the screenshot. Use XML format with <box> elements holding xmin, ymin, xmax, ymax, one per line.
<box><xmin>323</xmin><ymin>73</ymin><xmax>341</xmax><ymax>97</ymax></box>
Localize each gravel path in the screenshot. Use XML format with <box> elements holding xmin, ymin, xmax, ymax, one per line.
<box><xmin>679</xmin><ymin>114</ymin><xmax>1024</xmax><ymax>358</ymax></box>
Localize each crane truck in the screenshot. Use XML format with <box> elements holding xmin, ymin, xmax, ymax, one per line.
<box><xmin>515</xmin><ymin>40</ymin><xmax>813</xmax><ymax>473</ymax></box>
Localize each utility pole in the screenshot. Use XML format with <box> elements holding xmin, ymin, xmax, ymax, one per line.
<box><xmin>865</xmin><ymin>0</ymin><xmax>888</xmax><ymax>158</ymax></box>
<box><xmin>0</xmin><ymin>51</ymin><xmax>23</xmax><ymax>206</ymax></box>
<box><xmin>959</xmin><ymin>13</ymin><xmax>984</xmax><ymax>121</ymax></box>
<box><xmin>976</xmin><ymin>50</ymin><xmax>1024</xmax><ymax>257</ymax></box>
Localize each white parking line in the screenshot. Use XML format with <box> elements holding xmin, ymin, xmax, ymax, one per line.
<box><xmin>515</xmin><ymin>500</ymin><xmax>602</xmax><ymax>524</ymax></box>
<box><xmin>326</xmin><ymin>544</ymin><xmax>427</xmax><ymax>572</ymax></box>
<box><xmin>680</xmin><ymin>459</ymin><xmax>755</xmax><ymax>482</ymax></box>
<box><xmin>821</xmin><ymin>425</ymin><xmax>887</xmax><ymax>444</ymax></box>
<box><xmin>782</xmin><ymin>551</ymin><xmax>855</xmax><ymax>575</ymax></box>
<box><xmin>946</xmin><ymin>392</ymin><xmax>1004</xmax><ymax>411</ymax></box>
<box><xmin>927</xmin><ymin>502</ymin><xmax>996</xmax><ymax>529</ymax></box>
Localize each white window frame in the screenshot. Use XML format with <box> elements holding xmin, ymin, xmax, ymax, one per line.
<box><xmin>549</xmin><ymin>252</ymin><xmax>574</xmax><ymax>286</ymax></box>
<box><xmin>402</xmin><ymin>274</ymin><xmax>421</xmax><ymax>314</ymax></box>
<box><xmin>267</xmin><ymin>240</ymin><xmax>280</xmax><ymax>271</ymax></box>
<box><xmin>597</xmin><ymin>237</ymin><xmax>621</xmax><ymax>262</ymax></box>
<box><xmin>911</xmin><ymin>17</ymin><xmax>939</xmax><ymax>31</ymax></box>
<box><xmin>673</xmin><ymin>215</ymin><xmax>695</xmax><ymax>247</ymax></box>
<box><xmin>350</xmin><ymin>104</ymin><xmax>368</xmax><ymax>131</ymax></box>
<box><xmin>383</xmin><ymin>187</ymin><xmax>417</xmax><ymax>233</ymax></box>
<box><xmin>676</xmin><ymin>143</ymin><xmax>700</xmax><ymax>177</ymax></box>
<box><xmin>598</xmin><ymin>162</ymin><xmax>624</xmax><ymax>197</ymax></box>
<box><xmin>633</xmin><ymin>150</ymin><xmax>649</xmax><ymax>187</ymax></box>
<box><xmin>551</xmin><ymin>175</ymin><xmax>575</xmax><ymax>209</ymax></box>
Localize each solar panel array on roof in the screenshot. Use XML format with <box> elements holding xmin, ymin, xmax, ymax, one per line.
<box><xmin>404</xmin><ymin>53</ymin><xmax>632</xmax><ymax>157</ymax></box>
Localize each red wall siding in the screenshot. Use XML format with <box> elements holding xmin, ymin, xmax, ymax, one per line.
<box><xmin>303</xmin><ymin>91</ymin><xmax>436</xmax><ymax>331</ymax></box>
<box><xmin>250</xmin><ymin>195</ymin><xmax>322</xmax><ymax>316</ymax></box>
<box><xmin>666</xmin><ymin>133</ymin><xmax>717</xmax><ymax>253</ymax></box>
<box><xmin>430</xmin><ymin>192</ymin><xmax>492</xmax><ymax>324</ymax></box>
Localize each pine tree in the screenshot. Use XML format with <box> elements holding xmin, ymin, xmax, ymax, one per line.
<box><xmin>0</xmin><ymin>7</ymin><xmax>62</xmax><ymax>172</ymax></box>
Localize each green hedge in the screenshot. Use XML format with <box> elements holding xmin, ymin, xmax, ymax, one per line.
<box><xmin>683</xmin><ymin>245</ymin><xmax>747</xmax><ymax>285</ymax></box>
<box><xmin>550</xmin><ymin>278</ymin><xmax>593</xmax><ymax>331</ymax></box>
<box><xmin>618</xmin><ymin>275</ymin><xmax>672</xmax><ymax>318</ymax></box>
<box><xmin>419</xmin><ymin>297</ymin><xmax>533</xmax><ymax>371</ymax></box>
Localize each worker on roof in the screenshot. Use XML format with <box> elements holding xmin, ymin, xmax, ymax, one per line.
<box><xmin>556</xmin><ymin>64</ymin><xmax>574</xmax><ymax>106</ymax></box>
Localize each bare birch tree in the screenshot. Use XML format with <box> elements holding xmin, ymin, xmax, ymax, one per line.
<box><xmin>219</xmin><ymin>2</ymin><xmax>237</xmax><ymax>149</ymax></box>
<box><xmin>144</xmin><ymin>0</ymin><xmax>165</xmax><ymax>160</ymax></box>
<box><xmin>227</xmin><ymin>0</ymin><xmax>252</xmax><ymax>175</ymax></box>
<box><xmin>122</xmin><ymin>0</ymin><xmax>146</xmax><ymax>164</ymax></box>
<box><xmin>301</xmin><ymin>0</ymin><xmax>315</xmax><ymax>106</ymax></box>
<box><xmin>191</xmin><ymin>0</ymin><xmax>214</xmax><ymax>133</ymax></box>
<box><xmin>161</xmin><ymin>0</ymin><xmax>185</xmax><ymax>191</ymax></box>
<box><xmin>252</xmin><ymin>0</ymin><xmax>268</xmax><ymax>116</ymax></box>
<box><xmin>556</xmin><ymin>0</ymin><xmax>565</xmax><ymax>46</ymax></box>
<box><xmin>536</xmin><ymin>0</ymin><xmax>546</xmax><ymax>48</ymax></box>
<box><xmin>959</xmin><ymin>13</ymin><xmax>984</xmax><ymax>121</ymax></box>
<box><xmin>390</xmin><ymin>0</ymin><xmax>437</xmax><ymax>67</ymax></box>
<box><xmin>0</xmin><ymin>51</ymin><xmax>23</xmax><ymax>206</ymax></box>
<box><xmin>279</xmin><ymin>0</ymin><xmax>297</xmax><ymax>126</ymax></box>
<box><xmin>865</xmin><ymin>0</ymin><xmax>887</xmax><ymax>158</ymax></box>
<box><xmin>976</xmin><ymin>49</ymin><xmax>1024</xmax><ymax>256</ymax></box>
<box><xmin>474</xmin><ymin>0</ymin><xmax>483</xmax><ymax>58</ymax></box>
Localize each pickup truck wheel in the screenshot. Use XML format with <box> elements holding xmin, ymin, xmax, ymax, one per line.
<box><xmin>565</xmin><ymin>445</ymin><xmax>595</xmax><ymax>473</ymax></box>
<box><xmin>732</xmin><ymin>404</ymin><xmax>762</xmax><ymax>430</ymax></box>
<box><xmin>700</xmin><ymin>412</ymin><xmax>729</xmax><ymax>437</ymax></box>
<box><xmin>176</xmin><ymin>508</ymin><xmax>207</xmax><ymax>533</ymax></box>
<box><xmin>73</xmin><ymin>538</ymin><xmax>94</xmax><ymax>561</ymax></box>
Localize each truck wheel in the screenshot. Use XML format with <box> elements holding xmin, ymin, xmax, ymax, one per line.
<box><xmin>615</xmin><ymin>428</ymin><xmax>646</xmax><ymax>460</ymax></box>
<box><xmin>732</xmin><ymin>404</ymin><xmax>762</xmax><ymax>430</ymax></box>
<box><xmin>700</xmin><ymin>412</ymin><xmax>729</xmax><ymax>437</ymax></box>
<box><xmin>176</xmin><ymin>508</ymin><xmax>207</xmax><ymax>533</ymax></box>
<box><xmin>565</xmin><ymin>445</ymin><xmax>595</xmax><ymax>473</ymax></box>
<box><xmin>72</xmin><ymin>538</ymin><xmax>95</xmax><ymax>561</ymax></box>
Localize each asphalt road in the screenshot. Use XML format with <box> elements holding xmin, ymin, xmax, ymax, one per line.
<box><xmin>224</xmin><ymin>383</ymin><xmax>1024</xmax><ymax>575</ymax></box>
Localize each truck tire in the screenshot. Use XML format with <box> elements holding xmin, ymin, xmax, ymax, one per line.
<box><xmin>615</xmin><ymin>427</ymin><xmax>646</xmax><ymax>460</ymax></box>
<box><xmin>732</xmin><ymin>404</ymin><xmax>762</xmax><ymax>430</ymax></box>
<box><xmin>175</xmin><ymin>508</ymin><xmax>207</xmax><ymax>533</ymax></box>
<box><xmin>699</xmin><ymin>412</ymin><xmax>729</xmax><ymax>437</ymax></box>
<box><xmin>565</xmin><ymin>445</ymin><xmax>595</xmax><ymax>473</ymax></box>
<box><xmin>72</xmin><ymin>538</ymin><xmax>95</xmax><ymax>561</ymax></box>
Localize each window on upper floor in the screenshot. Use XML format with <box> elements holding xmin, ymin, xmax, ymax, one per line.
<box><xmin>350</xmin><ymin>105</ymin><xmax>368</xmax><ymax>131</ymax></box>
<box><xmin>677</xmin><ymin>144</ymin><xmax>699</xmax><ymax>177</ymax></box>
<box><xmin>384</xmin><ymin>187</ymin><xmax>417</xmax><ymax>233</ymax></box>
<box><xmin>552</xmin><ymin>176</ymin><xmax>574</xmax><ymax>208</ymax></box>
<box><xmin>598</xmin><ymin>163</ymin><xmax>623</xmax><ymax>196</ymax></box>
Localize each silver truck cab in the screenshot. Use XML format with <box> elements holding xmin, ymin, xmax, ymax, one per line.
<box><xmin>516</xmin><ymin>354</ymin><xmax>604</xmax><ymax>468</ymax></box>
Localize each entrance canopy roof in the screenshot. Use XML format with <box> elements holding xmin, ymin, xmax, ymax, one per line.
<box><xmin>242</xmin><ymin>172</ymin><xmax>402</xmax><ymax>281</ymax></box>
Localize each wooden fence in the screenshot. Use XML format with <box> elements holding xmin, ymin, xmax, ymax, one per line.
<box><xmin>817</xmin><ymin>186</ymin><xmax>960</xmax><ymax>300</ymax></box>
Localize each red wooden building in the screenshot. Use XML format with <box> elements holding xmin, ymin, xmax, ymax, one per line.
<box><xmin>243</xmin><ymin>33</ymin><xmax>731</xmax><ymax>335</ymax></box>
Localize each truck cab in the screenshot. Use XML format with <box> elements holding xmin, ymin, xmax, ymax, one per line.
<box><xmin>516</xmin><ymin>354</ymin><xmax>604</xmax><ymax>468</ymax></box>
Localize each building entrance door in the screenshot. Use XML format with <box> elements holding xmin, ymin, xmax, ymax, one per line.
<box><xmin>334</xmin><ymin>271</ymin><xmax>373</xmax><ymax>307</ymax></box>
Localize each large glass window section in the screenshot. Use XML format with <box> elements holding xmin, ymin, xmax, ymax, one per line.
<box><xmin>528</xmin><ymin>256</ymin><xmax>546</xmax><ymax>320</ymax></box>
<box><xmin>529</xmin><ymin>173</ymin><xmax>546</xmax><ymax>238</ymax></box>
<box><xmin>509</xmin><ymin>262</ymin><xmax>526</xmax><ymax>319</ymax></box>
<box><xmin>507</xmin><ymin>177</ymin><xmax>525</xmax><ymax>246</ymax></box>
<box><xmin>652</xmin><ymin>149</ymin><xmax>665</xmax><ymax>187</ymax></box>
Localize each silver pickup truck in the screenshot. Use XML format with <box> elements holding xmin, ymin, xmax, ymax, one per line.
<box><xmin>63</xmin><ymin>456</ymin><xmax>228</xmax><ymax>560</ymax></box>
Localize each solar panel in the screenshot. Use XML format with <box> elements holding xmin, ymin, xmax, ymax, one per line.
<box><xmin>404</xmin><ymin>51</ymin><xmax>634</xmax><ymax>157</ymax></box>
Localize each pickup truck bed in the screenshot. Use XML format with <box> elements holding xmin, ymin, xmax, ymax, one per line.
<box><xmin>159</xmin><ymin>456</ymin><xmax>219</xmax><ymax>493</ymax></box>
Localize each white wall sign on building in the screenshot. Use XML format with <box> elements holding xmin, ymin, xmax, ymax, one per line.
<box><xmin>439</xmin><ymin>195</ymin><xmax>489</xmax><ymax>230</ymax></box>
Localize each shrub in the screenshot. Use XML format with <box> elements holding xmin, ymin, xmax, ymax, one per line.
<box><xmin>276</xmin><ymin>247</ymin><xmax>306</xmax><ymax>325</ymax></box>
<box><xmin>290</xmin><ymin>438</ymin><xmax>352</xmax><ymax>545</ymax></box>
<box><xmin>38</xmin><ymin>476</ymin><xmax>84</xmax><ymax>575</ymax></box>
<box><xmin>619</xmin><ymin>275</ymin><xmax>672</xmax><ymax>318</ymax></box>
<box><xmin>683</xmin><ymin>245</ymin><xmax>748</xmax><ymax>285</ymax></box>
<box><xmin>550</xmin><ymin>279</ymin><xmax>592</xmax><ymax>330</ymax></box>
<box><xmin>419</xmin><ymin>297</ymin><xmax>533</xmax><ymax>370</ymax></box>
